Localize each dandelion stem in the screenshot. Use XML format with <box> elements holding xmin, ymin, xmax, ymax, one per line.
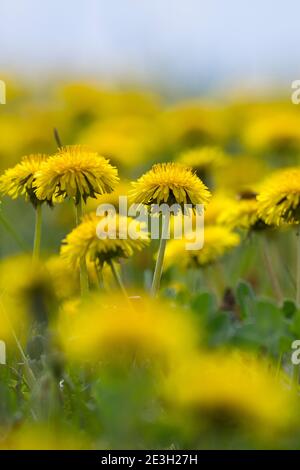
<box><xmin>0</xmin><ymin>209</ymin><xmax>27</xmax><ymax>251</ymax></box>
<box><xmin>108</xmin><ymin>259</ymin><xmax>126</xmax><ymax>294</ymax></box>
<box><xmin>95</xmin><ymin>261</ymin><xmax>104</xmax><ymax>290</ymax></box>
<box><xmin>32</xmin><ymin>204</ymin><xmax>42</xmax><ymax>262</ymax></box>
<box><xmin>296</xmin><ymin>229</ymin><xmax>300</xmax><ymax>307</ymax></box>
<box><xmin>53</xmin><ymin>127</ymin><xmax>62</xmax><ymax>148</ymax></box>
<box><xmin>75</xmin><ymin>199</ymin><xmax>89</xmax><ymax>295</ymax></box>
<box><xmin>260</xmin><ymin>235</ymin><xmax>283</xmax><ymax>304</ymax></box>
<box><xmin>151</xmin><ymin>214</ymin><xmax>169</xmax><ymax>297</ymax></box>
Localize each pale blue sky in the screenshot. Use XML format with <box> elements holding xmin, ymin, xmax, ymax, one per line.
<box><xmin>0</xmin><ymin>0</ymin><xmax>299</xmax><ymax>92</ymax></box>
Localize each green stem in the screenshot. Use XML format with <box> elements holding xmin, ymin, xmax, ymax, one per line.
<box><xmin>151</xmin><ymin>215</ymin><xmax>169</xmax><ymax>297</ymax></box>
<box><xmin>32</xmin><ymin>204</ymin><xmax>42</xmax><ymax>261</ymax></box>
<box><xmin>296</xmin><ymin>229</ymin><xmax>300</xmax><ymax>307</ymax></box>
<box><xmin>0</xmin><ymin>209</ymin><xmax>27</xmax><ymax>251</ymax></box>
<box><xmin>292</xmin><ymin>364</ymin><xmax>299</xmax><ymax>391</ymax></box>
<box><xmin>75</xmin><ymin>199</ymin><xmax>89</xmax><ymax>295</ymax></box>
<box><xmin>95</xmin><ymin>261</ymin><xmax>104</xmax><ymax>290</ymax></box>
<box><xmin>108</xmin><ymin>259</ymin><xmax>129</xmax><ymax>299</ymax></box>
<box><xmin>260</xmin><ymin>235</ymin><xmax>283</xmax><ymax>304</ymax></box>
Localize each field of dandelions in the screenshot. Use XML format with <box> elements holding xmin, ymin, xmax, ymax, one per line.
<box><xmin>1</xmin><ymin>78</ymin><xmax>300</xmax><ymax>450</ymax></box>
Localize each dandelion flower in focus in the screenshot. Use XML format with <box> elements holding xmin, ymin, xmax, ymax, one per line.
<box><xmin>35</xmin><ymin>145</ymin><xmax>119</xmax><ymax>204</ymax></box>
<box><xmin>0</xmin><ymin>154</ymin><xmax>49</xmax><ymax>206</ymax></box>
<box><xmin>257</xmin><ymin>167</ymin><xmax>300</xmax><ymax>225</ymax></box>
<box><xmin>61</xmin><ymin>212</ymin><xmax>149</xmax><ymax>268</ymax></box>
<box><xmin>131</xmin><ymin>162</ymin><xmax>211</xmax><ymax>207</ymax></box>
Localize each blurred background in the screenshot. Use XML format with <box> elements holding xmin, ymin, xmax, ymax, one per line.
<box><xmin>1</xmin><ymin>0</ymin><xmax>300</xmax><ymax>96</ymax></box>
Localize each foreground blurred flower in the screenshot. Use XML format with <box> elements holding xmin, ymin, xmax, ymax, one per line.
<box><xmin>0</xmin><ymin>424</ymin><xmax>90</xmax><ymax>450</ymax></box>
<box><xmin>164</xmin><ymin>225</ymin><xmax>240</xmax><ymax>270</ymax></box>
<box><xmin>131</xmin><ymin>162</ymin><xmax>211</xmax><ymax>296</ymax></box>
<box><xmin>0</xmin><ymin>154</ymin><xmax>49</xmax><ymax>260</ymax></box>
<box><xmin>164</xmin><ymin>351</ymin><xmax>296</xmax><ymax>434</ymax></box>
<box><xmin>59</xmin><ymin>294</ymin><xmax>197</xmax><ymax>367</ymax></box>
<box><xmin>61</xmin><ymin>212</ymin><xmax>149</xmax><ymax>295</ymax></box>
<box><xmin>35</xmin><ymin>145</ymin><xmax>119</xmax><ymax>294</ymax></box>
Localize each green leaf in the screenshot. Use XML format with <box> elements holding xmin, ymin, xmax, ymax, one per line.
<box><xmin>235</xmin><ymin>280</ymin><xmax>255</xmax><ymax>319</ymax></box>
<box><xmin>190</xmin><ymin>292</ymin><xmax>217</xmax><ymax>319</ymax></box>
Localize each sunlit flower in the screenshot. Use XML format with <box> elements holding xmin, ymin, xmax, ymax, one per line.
<box><xmin>35</xmin><ymin>145</ymin><xmax>119</xmax><ymax>204</ymax></box>
<box><xmin>61</xmin><ymin>212</ymin><xmax>149</xmax><ymax>267</ymax></box>
<box><xmin>0</xmin><ymin>154</ymin><xmax>48</xmax><ymax>206</ymax></box>
<box><xmin>164</xmin><ymin>350</ymin><xmax>296</xmax><ymax>432</ymax></box>
<box><xmin>131</xmin><ymin>162</ymin><xmax>211</xmax><ymax>206</ymax></box>
<box><xmin>58</xmin><ymin>293</ymin><xmax>198</xmax><ymax>366</ymax></box>
<box><xmin>257</xmin><ymin>167</ymin><xmax>300</xmax><ymax>225</ymax></box>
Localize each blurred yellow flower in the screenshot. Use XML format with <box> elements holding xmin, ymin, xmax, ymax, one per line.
<box><xmin>59</xmin><ymin>294</ymin><xmax>198</xmax><ymax>366</ymax></box>
<box><xmin>164</xmin><ymin>225</ymin><xmax>240</xmax><ymax>269</ymax></box>
<box><xmin>243</xmin><ymin>111</ymin><xmax>300</xmax><ymax>154</ymax></box>
<box><xmin>61</xmin><ymin>212</ymin><xmax>149</xmax><ymax>267</ymax></box>
<box><xmin>178</xmin><ymin>146</ymin><xmax>228</xmax><ymax>176</ymax></box>
<box><xmin>0</xmin><ymin>424</ymin><xmax>90</xmax><ymax>450</ymax></box>
<box><xmin>0</xmin><ymin>154</ymin><xmax>48</xmax><ymax>206</ymax></box>
<box><xmin>164</xmin><ymin>351</ymin><xmax>296</xmax><ymax>431</ymax></box>
<box><xmin>79</xmin><ymin>115</ymin><xmax>163</xmax><ymax>169</ymax></box>
<box><xmin>161</xmin><ymin>102</ymin><xmax>227</xmax><ymax>150</ymax></box>
<box><xmin>214</xmin><ymin>155</ymin><xmax>269</xmax><ymax>195</ymax></box>
<box><xmin>131</xmin><ymin>162</ymin><xmax>211</xmax><ymax>206</ymax></box>
<box><xmin>218</xmin><ymin>193</ymin><xmax>265</xmax><ymax>230</ymax></box>
<box><xmin>35</xmin><ymin>145</ymin><xmax>119</xmax><ymax>204</ymax></box>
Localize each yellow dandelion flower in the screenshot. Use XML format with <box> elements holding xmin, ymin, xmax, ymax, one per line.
<box><xmin>131</xmin><ymin>162</ymin><xmax>211</xmax><ymax>206</ymax></box>
<box><xmin>218</xmin><ymin>192</ymin><xmax>266</xmax><ymax>230</ymax></box>
<box><xmin>164</xmin><ymin>225</ymin><xmax>240</xmax><ymax>269</ymax></box>
<box><xmin>58</xmin><ymin>293</ymin><xmax>198</xmax><ymax>366</ymax></box>
<box><xmin>61</xmin><ymin>212</ymin><xmax>149</xmax><ymax>267</ymax></box>
<box><xmin>0</xmin><ymin>154</ymin><xmax>48</xmax><ymax>206</ymax></box>
<box><xmin>160</xmin><ymin>102</ymin><xmax>226</xmax><ymax>150</ymax></box>
<box><xmin>214</xmin><ymin>155</ymin><xmax>269</xmax><ymax>195</ymax></box>
<box><xmin>243</xmin><ymin>111</ymin><xmax>300</xmax><ymax>154</ymax></box>
<box><xmin>0</xmin><ymin>424</ymin><xmax>90</xmax><ymax>450</ymax></box>
<box><xmin>257</xmin><ymin>167</ymin><xmax>300</xmax><ymax>225</ymax></box>
<box><xmin>178</xmin><ymin>146</ymin><xmax>228</xmax><ymax>174</ymax></box>
<box><xmin>164</xmin><ymin>351</ymin><xmax>296</xmax><ymax>432</ymax></box>
<box><xmin>79</xmin><ymin>116</ymin><xmax>162</xmax><ymax>169</ymax></box>
<box><xmin>35</xmin><ymin>145</ymin><xmax>119</xmax><ymax>204</ymax></box>
<box><xmin>204</xmin><ymin>192</ymin><xmax>233</xmax><ymax>225</ymax></box>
